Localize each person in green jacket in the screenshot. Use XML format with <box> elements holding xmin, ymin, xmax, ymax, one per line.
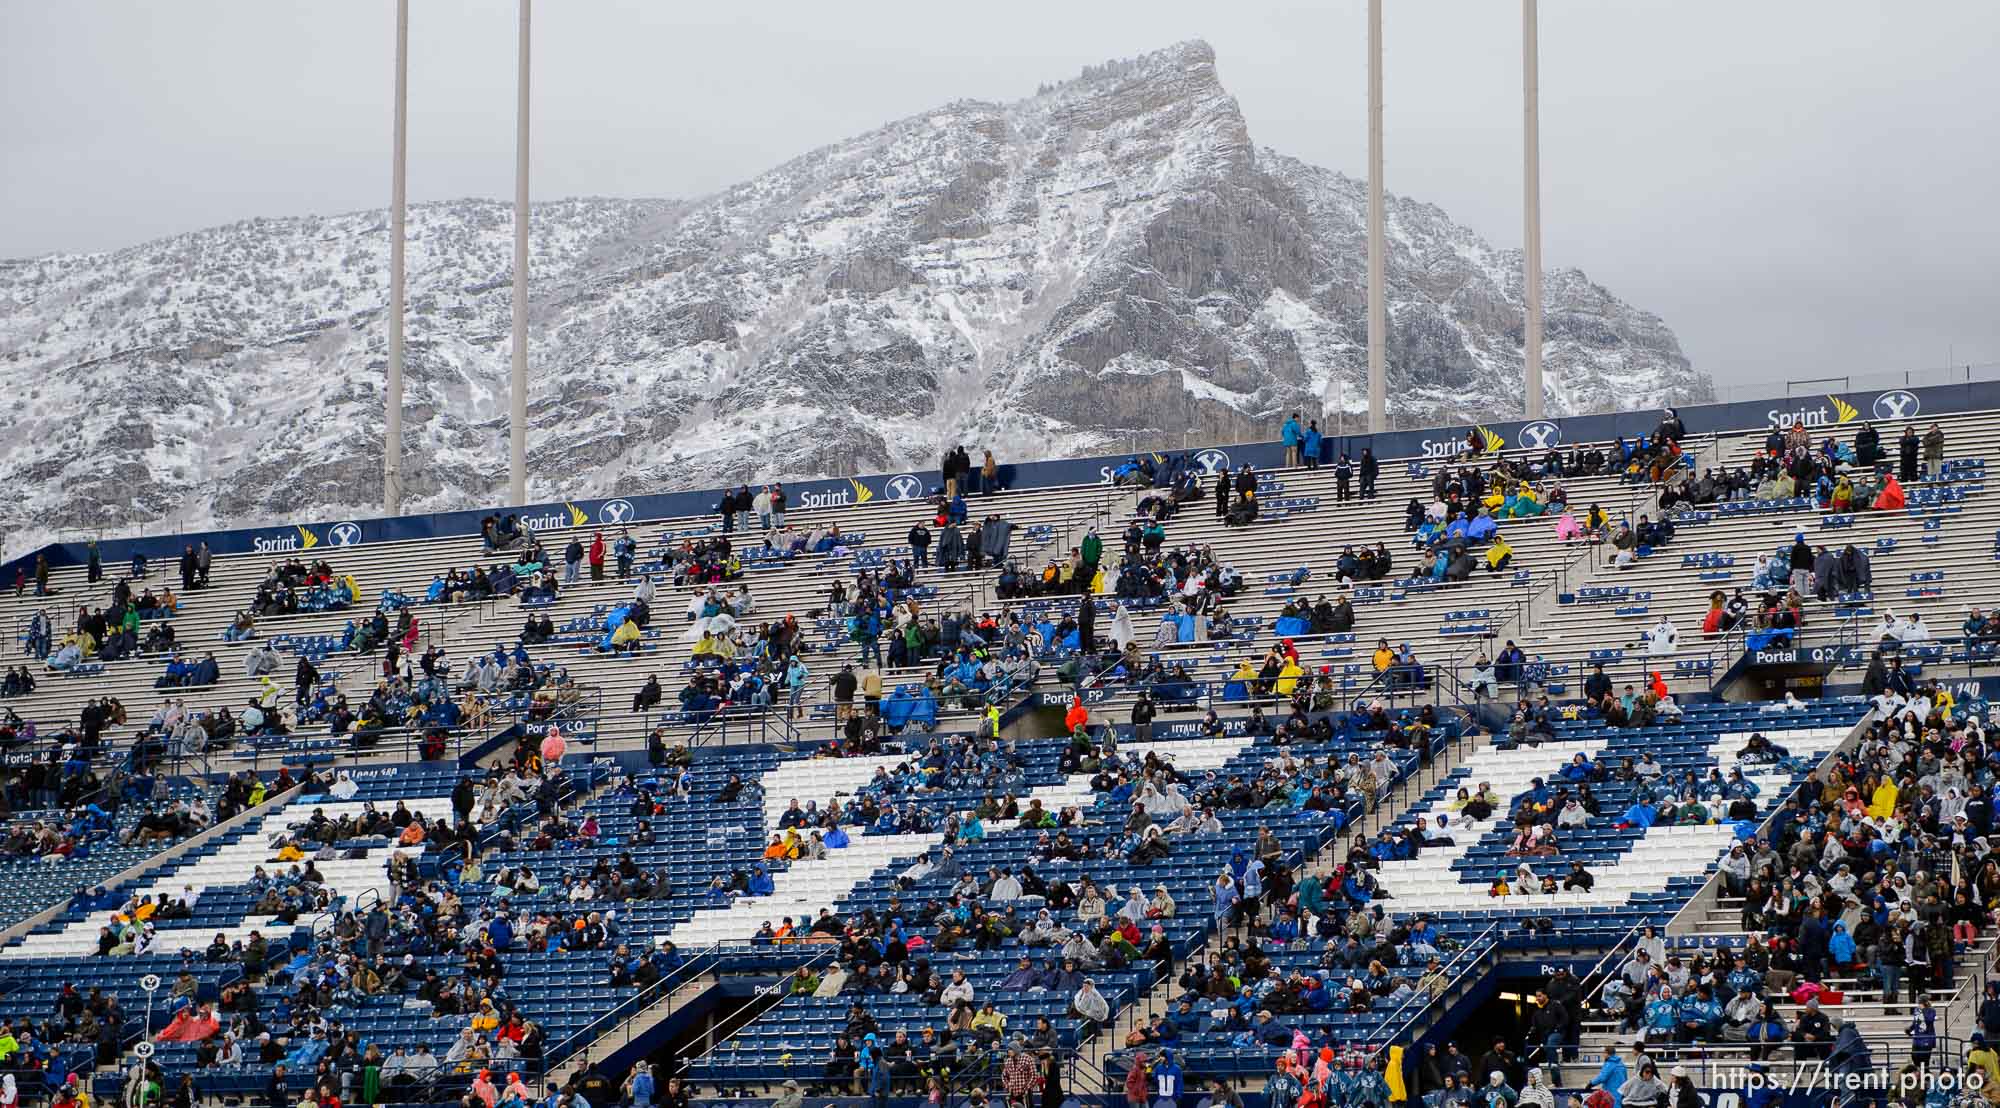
<box><xmin>1081</xmin><ymin>529</ymin><xmax>1103</xmax><ymax>572</ymax></box>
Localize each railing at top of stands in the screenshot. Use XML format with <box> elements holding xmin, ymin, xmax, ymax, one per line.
<box><xmin>679</xmin><ymin>703</ymin><xmax>802</xmax><ymax>750</ymax></box>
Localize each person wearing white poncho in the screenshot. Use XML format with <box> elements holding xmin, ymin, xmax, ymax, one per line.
<box><xmin>1644</xmin><ymin>616</ymin><xmax>1680</xmax><ymax>655</ymax></box>
<box><xmin>1518</xmin><ymin>1068</ymin><xmax>1554</xmax><ymax>1108</ymax></box>
<box><xmin>1072</xmin><ymin>979</ymin><xmax>1110</xmax><ymax>1024</ymax></box>
<box><xmin>683</xmin><ymin>609</ymin><xmax>737</xmax><ymax>648</ymax></box>
<box><xmin>1109</xmin><ymin>604</ymin><xmax>1137</xmax><ymax>650</ymax></box>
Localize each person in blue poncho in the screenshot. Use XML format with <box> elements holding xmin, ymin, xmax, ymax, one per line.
<box><xmin>1744</xmin><ymin>1004</ymin><xmax>1788</xmax><ymax>1060</ymax></box>
<box><xmin>1266</xmin><ymin>1058</ymin><xmax>1303</xmax><ymax>1108</ymax></box>
<box><xmin>1642</xmin><ymin>986</ymin><xmax>1680</xmax><ymax>1042</ymax></box>
<box><xmin>1151</xmin><ymin>1049</ymin><xmax>1184</xmax><ymax>1107</ymax></box>
<box><xmin>1519</xmin><ymin>777</ymin><xmax>1552</xmax><ymax>810</ymax></box>
<box><xmin>1212</xmin><ymin>872</ymin><xmax>1240</xmax><ymax>924</ymax></box>
<box><xmin>747</xmin><ymin>865</ymin><xmax>775</xmax><ymax>896</ymax></box>
<box><xmin>486</xmin><ymin>912</ymin><xmax>514</xmax><ymax>950</ymax></box>
<box><xmin>1621</xmin><ymin>798</ymin><xmax>1658</xmax><ymax>830</ymax></box>
<box><xmin>1477</xmin><ymin>1071</ymin><xmax>1516</xmax><ymax>1108</ymax></box>
<box><xmin>1587</xmin><ymin>1049</ymin><xmax>1627</xmax><ymax>1108</ymax></box>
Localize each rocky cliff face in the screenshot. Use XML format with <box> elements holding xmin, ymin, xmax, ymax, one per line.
<box><xmin>0</xmin><ymin>40</ymin><xmax>1709</xmax><ymax>559</ymax></box>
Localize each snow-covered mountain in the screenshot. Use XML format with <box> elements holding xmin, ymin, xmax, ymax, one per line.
<box><xmin>0</xmin><ymin>40</ymin><xmax>1709</xmax><ymax>560</ymax></box>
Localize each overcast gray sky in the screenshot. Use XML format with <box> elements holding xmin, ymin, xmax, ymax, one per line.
<box><xmin>4</xmin><ymin>1</ymin><xmax>1996</xmax><ymax>389</ymax></box>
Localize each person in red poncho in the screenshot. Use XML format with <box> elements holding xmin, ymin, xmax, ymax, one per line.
<box><xmin>470</xmin><ymin>1070</ymin><xmax>498</xmax><ymax>1108</ymax></box>
<box><xmin>1064</xmin><ymin>699</ymin><xmax>1089</xmax><ymax>735</ymax></box>
<box><xmin>1872</xmin><ymin>474</ymin><xmax>1906</xmax><ymax>511</ymax></box>
<box><xmin>1123</xmin><ymin>1053</ymin><xmax>1151</xmax><ymax>1108</ymax></box>
<box><xmin>156</xmin><ymin>1003</ymin><xmax>220</xmax><ymax>1042</ymax></box>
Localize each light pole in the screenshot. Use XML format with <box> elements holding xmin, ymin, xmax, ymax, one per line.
<box><xmin>1522</xmin><ymin>0</ymin><xmax>1545</xmax><ymax>420</ymax></box>
<box><xmin>1366</xmin><ymin>0</ymin><xmax>1387</xmax><ymax>433</ymax></box>
<box><xmin>384</xmin><ymin>0</ymin><xmax>408</xmax><ymax>515</ymax></box>
<box><xmin>509</xmin><ymin>0</ymin><xmax>532</xmax><ymax>506</ymax></box>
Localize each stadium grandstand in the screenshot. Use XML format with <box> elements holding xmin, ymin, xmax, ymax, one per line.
<box><xmin>3</xmin><ymin>381</ymin><xmax>2000</xmax><ymax>1108</ymax></box>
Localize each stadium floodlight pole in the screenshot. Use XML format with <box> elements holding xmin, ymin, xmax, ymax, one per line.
<box><xmin>1366</xmin><ymin>0</ymin><xmax>1387</xmax><ymax>433</ymax></box>
<box><xmin>384</xmin><ymin>0</ymin><xmax>408</xmax><ymax>516</ymax></box>
<box><xmin>1522</xmin><ymin>0</ymin><xmax>1545</xmax><ymax>420</ymax></box>
<box><xmin>508</xmin><ymin>0</ymin><xmax>531</xmax><ymax>507</ymax></box>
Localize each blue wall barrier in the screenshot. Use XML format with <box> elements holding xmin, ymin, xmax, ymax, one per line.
<box><xmin>7</xmin><ymin>378</ymin><xmax>1987</xmax><ymax>586</ymax></box>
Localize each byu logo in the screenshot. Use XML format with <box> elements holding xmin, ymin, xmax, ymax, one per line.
<box><xmin>1194</xmin><ymin>448</ymin><xmax>1232</xmax><ymax>475</ymax></box>
<box><xmin>883</xmin><ymin>474</ymin><xmax>925</xmax><ymax>502</ymax></box>
<box><xmin>597</xmin><ymin>499</ymin><xmax>636</xmax><ymax>525</ymax></box>
<box><xmin>1518</xmin><ymin>420</ymin><xmax>1562</xmax><ymax>451</ymax></box>
<box><xmin>327</xmin><ymin>522</ymin><xmax>362</xmax><ymax>547</ymax></box>
<box><xmin>1872</xmin><ymin>390</ymin><xmax>1920</xmax><ymax>421</ymax></box>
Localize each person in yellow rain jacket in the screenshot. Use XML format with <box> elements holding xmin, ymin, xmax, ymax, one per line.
<box><xmin>1274</xmin><ymin>660</ymin><xmax>1305</xmax><ymax>696</ymax></box>
<box><xmin>610</xmin><ymin>619</ymin><xmax>643</xmax><ymax>653</ymax></box>
<box><xmin>1865</xmin><ymin>779</ymin><xmax>1899</xmax><ymax>820</ymax></box>
<box><xmin>1485</xmin><ymin>535</ymin><xmax>1516</xmax><ymax>573</ymax></box>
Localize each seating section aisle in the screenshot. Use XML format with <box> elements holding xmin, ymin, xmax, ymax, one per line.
<box><xmin>1098</xmin><ymin>699</ymin><xmax>1868</xmax><ymax>1077</ymax></box>
<box><xmin>686</xmin><ymin>716</ymin><xmax>1449</xmax><ymax>1089</ymax></box>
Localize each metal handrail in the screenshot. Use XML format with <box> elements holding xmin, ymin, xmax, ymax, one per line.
<box><xmin>678</xmin><ymin>943</ymin><xmax>842</xmax><ymax>1074</ymax></box>
<box><xmin>543</xmin><ymin>941</ymin><xmax>724</xmax><ymax>1078</ymax></box>
<box><xmin>683</xmin><ymin>703</ymin><xmax>803</xmax><ymax>749</ymax></box>
<box><xmin>1429</xmin><ymin>435</ymin><xmax>1699</xmax><ymax>711</ymax></box>
<box><xmin>1536</xmin><ymin>921</ymin><xmax>1652</xmax><ymax>1069</ymax></box>
<box><xmin>1369</xmin><ymin>921</ymin><xmax>1506</xmax><ymax>1056</ymax></box>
